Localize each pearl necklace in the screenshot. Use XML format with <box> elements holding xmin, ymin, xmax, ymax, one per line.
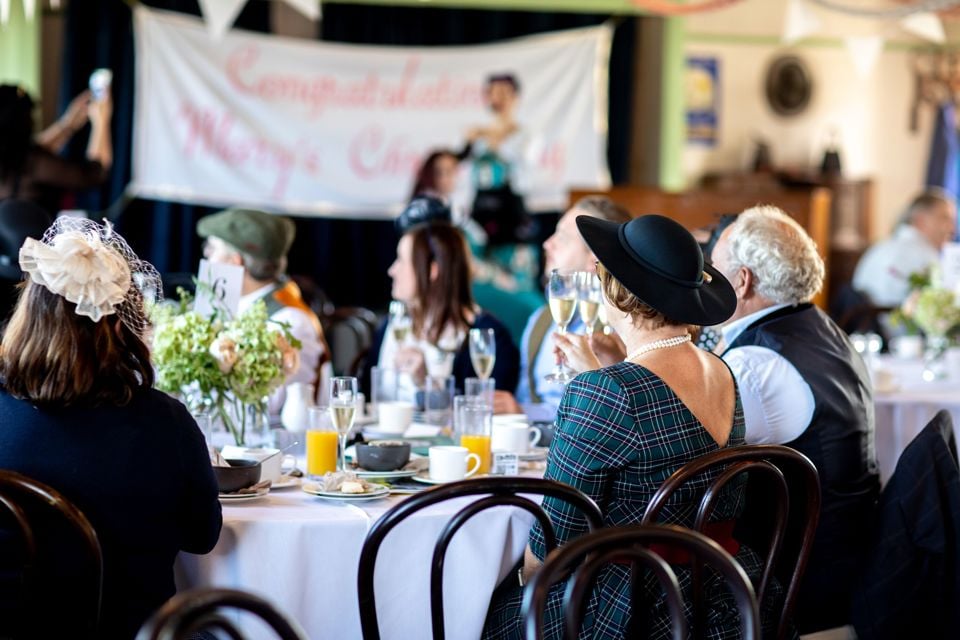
<box><xmin>625</xmin><ymin>334</ymin><xmax>692</xmax><ymax>361</ymax></box>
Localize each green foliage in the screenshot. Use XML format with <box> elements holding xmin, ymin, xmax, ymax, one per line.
<box><xmin>150</xmin><ymin>294</ymin><xmax>298</xmax><ymax>445</ymax></box>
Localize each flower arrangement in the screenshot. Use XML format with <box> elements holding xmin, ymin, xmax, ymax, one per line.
<box><xmin>893</xmin><ymin>268</ymin><xmax>960</xmax><ymax>342</ymax></box>
<box><xmin>151</xmin><ymin>290</ymin><xmax>300</xmax><ymax>445</ymax></box>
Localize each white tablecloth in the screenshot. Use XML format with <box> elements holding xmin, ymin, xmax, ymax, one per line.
<box><xmin>176</xmin><ymin>484</ymin><xmax>537</xmax><ymax>639</ymax></box>
<box><xmin>873</xmin><ymin>355</ymin><xmax>960</xmax><ymax>484</ymax></box>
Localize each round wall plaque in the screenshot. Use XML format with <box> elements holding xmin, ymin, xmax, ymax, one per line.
<box><xmin>765</xmin><ymin>55</ymin><xmax>813</xmax><ymax>116</ymax></box>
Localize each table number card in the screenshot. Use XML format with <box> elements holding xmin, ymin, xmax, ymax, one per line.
<box><xmin>941</xmin><ymin>242</ymin><xmax>960</xmax><ymax>291</ymax></box>
<box><xmin>491</xmin><ymin>452</ymin><xmax>519</xmax><ymax>476</ymax></box>
<box><xmin>194</xmin><ymin>258</ymin><xmax>243</xmax><ymax>319</ymax></box>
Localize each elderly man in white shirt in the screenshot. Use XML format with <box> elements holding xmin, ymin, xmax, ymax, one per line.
<box><xmin>710</xmin><ymin>205</ymin><xmax>879</xmax><ymax>634</ymax></box>
<box><xmin>852</xmin><ymin>189</ymin><xmax>957</xmax><ymax>307</ymax></box>
<box><xmin>198</xmin><ymin>208</ymin><xmax>329</xmax><ymax>418</ymax></box>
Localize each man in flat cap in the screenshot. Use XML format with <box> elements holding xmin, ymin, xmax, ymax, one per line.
<box><xmin>198</xmin><ymin>208</ymin><xmax>329</xmax><ymax>413</ymax></box>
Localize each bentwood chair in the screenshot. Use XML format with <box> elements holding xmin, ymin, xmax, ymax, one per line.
<box><xmin>642</xmin><ymin>444</ymin><xmax>821</xmax><ymax>640</ymax></box>
<box><xmin>522</xmin><ymin>524</ymin><xmax>761</xmax><ymax>640</ymax></box>
<box><xmin>136</xmin><ymin>588</ymin><xmax>308</xmax><ymax>640</ymax></box>
<box><xmin>0</xmin><ymin>470</ymin><xmax>103</xmax><ymax>639</ymax></box>
<box><xmin>321</xmin><ymin>306</ymin><xmax>379</xmax><ymax>377</ymax></box>
<box><xmin>356</xmin><ymin>477</ymin><xmax>604</xmax><ymax>640</ymax></box>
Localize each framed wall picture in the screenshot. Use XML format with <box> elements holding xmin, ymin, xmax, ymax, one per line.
<box><xmin>685</xmin><ymin>56</ymin><xmax>720</xmax><ymax>146</ymax></box>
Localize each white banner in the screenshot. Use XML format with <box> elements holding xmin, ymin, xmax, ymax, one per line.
<box><xmin>131</xmin><ymin>7</ymin><xmax>612</xmax><ymax>218</ymax></box>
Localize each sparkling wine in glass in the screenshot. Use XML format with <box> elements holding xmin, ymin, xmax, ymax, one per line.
<box><xmin>469</xmin><ymin>328</ymin><xmax>496</xmax><ymax>380</ymax></box>
<box><xmin>545</xmin><ymin>270</ymin><xmax>578</xmax><ymax>383</ymax></box>
<box><xmin>576</xmin><ymin>271</ymin><xmax>602</xmax><ymax>335</ymax></box>
<box><xmin>389</xmin><ymin>300</ymin><xmax>412</xmax><ymax>344</ymax></box>
<box><xmin>329</xmin><ymin>376</ymin><xmax>358</xmax><ymax>472</ymax></box>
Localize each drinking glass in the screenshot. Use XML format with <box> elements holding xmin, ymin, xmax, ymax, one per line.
<box><xmin>306</xmin><ymin>405</ymin><xmax>338</xmax><ymax>477</ymax></box>
<box><xmin>597</xmin><ymin>302</ymin><xmax>612</xmax><ymax>335</ymax></box>
<box><xmin>545</xmin><ymin>269</ymin><xmax>578</xmax><ymax>383</ymax></box>
<box><xmin>469</xmin><ymin>328</ymin><xmax>496</xmax><ymax>380</ymax></box>
<box><xmin>454</xmin><ymin>395</ymin><xmax>492</xmax><ymax>475</ymax></box>
<box><xmin>465</xmin><ymin>376</ymin><xmax>495</xmax><ymax>408</ymax></box>
<box><xmin>389</xmin><ymin>300</ymin><xmax>412</xmax><ymax>345</ymax></box>
<box><xmin>576</xmin><ymin>271</ymin><xmax>602</xmax><ymax>335</ymax></box>
<box><xmin>329</xmin><ymin>377</ymin><xmax>359</xmax><ymax>472</ymax></box>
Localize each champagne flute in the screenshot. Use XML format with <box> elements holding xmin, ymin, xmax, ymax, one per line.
<box><xmin>576</xmin><ymin>271</ymin><xmax>602</xmax><ymax>336</ymax></box>
<box><xmin>469</xmin><ymin>328</ymin><xmax>496</xmax><ymax>380</ymax></box>
<box><xmin>597</xmin><ymin>302</ymin><xmax>611</xmax><ymax>335</ymax></box>
<box><xmin>389</xmin><ymin>300</ymin><xmax>412</xmax><ymax>344</ymax></box>
<box><xmin>545</xmin><ymin>269</ymin><xmax>578</xmax><ymax>383</ymax></box>
<box><xmin>329</xmin><ymin>377</ymin><xmax>358</xmax><ymax>472</ymax></box>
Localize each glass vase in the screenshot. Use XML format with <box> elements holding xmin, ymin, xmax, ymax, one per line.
<box><xmin>215</xmin><ymin>394</ymin><xmax>271</xmax><ymax>447</ymax></box>
<box><xmin>922</xmin><ymin>334</ymin><xmax>950</xmax><ymax>382</ymax></box>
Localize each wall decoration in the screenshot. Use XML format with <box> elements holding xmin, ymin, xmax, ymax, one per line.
<box><xmin>685</xmin><ymin>57</ymin><xmax>720</xmax><ymax>145</ymax></box>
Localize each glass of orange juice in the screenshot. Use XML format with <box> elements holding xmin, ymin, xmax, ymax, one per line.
<box><xmin>306</xmin><ymin>405</ymin><xmax>338</xmax><ymax>477</ymax></box>
<box><xmin>454</xmin><ymin>395</ymin><xmax>492</xmax><ymax>475</ymax></box>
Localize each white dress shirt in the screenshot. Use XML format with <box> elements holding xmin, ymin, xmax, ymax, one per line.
<box><xmin>720</xmin><ymin>304</ymin><xmax>816</xmax><ymax>445</ymax></box>
<box><xmin>240</xmin><ymin>283</ymin><xmax>324</xmax><ymax>416</ymax></box>
<box><xmin>852</xmin><ymin>225</ymin><xmax>940</xmax><ymax>307</ymax></box>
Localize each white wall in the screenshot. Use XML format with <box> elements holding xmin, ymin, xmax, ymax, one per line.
<box><xmin>681</xmin><ymin>0</ymin><xmax>937</xmax><ymax>240</ymax></box>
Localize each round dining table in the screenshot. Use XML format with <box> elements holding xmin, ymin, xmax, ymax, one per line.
<box><xmin>872</xmin><ymin>354</ymin><xmax>960</xmax><ymax>485</ymax></box>
<box><xmin>176</xmin><ymin>473</ymin><xmax>540</xmax><ymax>639</ymax></box>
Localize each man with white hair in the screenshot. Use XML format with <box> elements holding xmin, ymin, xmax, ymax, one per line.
<box><xmin>711</xmin><ymin>205</ymin><xmax>879</xmax><ymax>634</ymax></box>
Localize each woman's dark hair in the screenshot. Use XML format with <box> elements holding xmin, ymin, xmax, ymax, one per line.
<box><xmin>407</xmin><ymin>222</ymin><xmax>474</xmax><ymax>344</ymax></box>
<box><xmin>410</xmin><ymin>149</ymin><xmax>458</xmax><ymax>200</ymax></box>
<box><xmin>0</xmin><ymin>280</ymin><xmax>154</xmax><ymax>407</ymax></box>
<box><xmin>0</xmin><ymin>85</ymin><xmax>35</xmax><ymax>181</ymax></box>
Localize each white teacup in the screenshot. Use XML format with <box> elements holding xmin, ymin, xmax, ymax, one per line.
<box><xmin>491</xmin><ymin>423</ymin><xmax>542</xmax><ymax>453</ymax></box>
<box><xmin>220</xmin><ymin>446</ymin><xmax>294</xmax><ymax>483</ymax></box>
<box><xmin>891</xmin><ymin>335</ymin><xmax>923</xmax><ymax>360</ymax></box>
<box><xmin>378</xmin><ymin>401</ymin><xmax>415</xmax><ymax>434</ymax></box>
<box><xmin>429</xmin><ymin>446</ymin><xmax>481</xmax><ymax>482</ymax></box>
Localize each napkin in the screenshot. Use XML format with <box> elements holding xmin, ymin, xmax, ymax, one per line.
<box><xmin>222</xmin><ymin>479</ymin><xmax>271</xmax><ymax>495</ymax></box>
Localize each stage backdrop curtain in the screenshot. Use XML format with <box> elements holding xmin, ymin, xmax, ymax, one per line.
<box><xmin>58</xmin><ymin>1</ymin><xmax>637</xmax><ymax>309</ymax></box>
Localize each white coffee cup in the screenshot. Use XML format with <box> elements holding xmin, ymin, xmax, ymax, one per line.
<box><xmin>428</xmin><ymin>446</ymin><xmax>481</xmax><ymax>482</ymax></box>
<box><xmin>491</xmin><ymin>423</ymin><xmax>542</xmax><ymax>453</ymax></box>
<box><xmin>220</xmin><ymin>446</ymin><xmax>294</xmax><ymax>483</ymax></box>
<box><xmin>378</xmin><ymin>401</ymin><xmax>415</xmax><ymax>434</ymax></box>
<box><xmin>891</xmin><ymin>335</ymin><xmax>923</xmax><ymax>360</ymax></box>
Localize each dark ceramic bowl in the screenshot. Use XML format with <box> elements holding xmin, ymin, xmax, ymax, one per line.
<box><xmin>214</xmin><ymin>459</ymin><xmax>261</xmax><ymax>493</ymax></box>
<box><xmin>356</xmin><ymin>442</ymin><xmax>411</xmax><ymax>472</ymax></box>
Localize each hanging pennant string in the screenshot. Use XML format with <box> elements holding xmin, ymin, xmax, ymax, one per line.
<box><xmin>807</xmin><ymin>0</ymin><xmax>960</xmax><ymax>18</ymax></box>
<box><xmin>629</xmin><ymin>0</ymin><xmax>744</xmax><ymax>15</ymax></box>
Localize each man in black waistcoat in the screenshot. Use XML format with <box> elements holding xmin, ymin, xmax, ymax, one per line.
<box><xmin>710</xmin><ymin>205</ymin><xmax>880</xmax><ymax>634</ymax></box>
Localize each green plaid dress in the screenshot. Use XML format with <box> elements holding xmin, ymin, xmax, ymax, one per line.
<box><xmin>483</xmin><ymin>361</ymin><xmax>774</xmax><ymax>640</ymax></box>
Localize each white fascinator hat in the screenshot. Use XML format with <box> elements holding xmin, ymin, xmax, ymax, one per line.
<box><xmin>18</xmin><ymin>217</ymin><xmax>162</xmax><ymax>337</ymax></box>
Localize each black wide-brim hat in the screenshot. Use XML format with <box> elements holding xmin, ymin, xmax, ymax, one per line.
<box><xmin>577</xmin><ymin>214</ymin><xmax>736</xmax><ymax>326</ymax></box>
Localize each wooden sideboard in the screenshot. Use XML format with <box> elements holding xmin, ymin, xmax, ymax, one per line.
<box><xmin>569</xmin><ymin>184</ymin><xmax>833</xmax><ymax>308</ymax></box>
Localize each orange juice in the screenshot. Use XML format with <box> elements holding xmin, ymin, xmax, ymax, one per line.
<box><xmin>460</xmin><ymin>434</ymin><xmax>491</xmax><ymax>474</ymax></box>
<box><xmin>307</xmin><ymin>430</ymin><xmax>338</xmax><ymax>475</ymax></box>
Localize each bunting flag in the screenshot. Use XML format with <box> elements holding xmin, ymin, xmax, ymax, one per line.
<box><xmin>782</xmin><ymin>0</ymin><xmax>822</xmax><ymax>44</ymax></box>
<box><xmin>630</xmin><ymin>0</ymin><xmax>743</xmax><ymax>15</ymax></box>
<box><xmin>22</xmin><ymin>0</ymin><xmax>33</xmax><ymax>20</ymax></box>
<box><xmin>900</xmin><ymin>12</ymin><xmax>946</xmax><ymax>44</ymax></box>
<box><xmin>0</xmin><ymin>0</ymin><xmax>10</xmax><ymax>27</ymax></box>
<box><xmin>281</xmin><ymin>0</ymin><xmax>321</xmax><ymax>20</ymax></box>
<box><xmin>844</xmin><ymin>35</ymin><xmax>885</xmax><ymax>79</ymax></box>
<box><xmin>197</xmin><ymin>0</ymin><xmax>247</xmax><ymax>40</ymax></box>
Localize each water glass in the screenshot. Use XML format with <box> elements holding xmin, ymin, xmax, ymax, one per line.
<box><xmin>464</xmin><ymin>377</ymin><xmax>495</xmax><ymax>408</ymax></box>
<box><xmin>423</xmin><ymin>375</ymin><xmax>455</xmax><ymax>428</ymax></box>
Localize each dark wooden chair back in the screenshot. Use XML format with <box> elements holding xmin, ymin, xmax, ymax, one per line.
<box><xmin>136</xmin><ymin>588</ymin><xmax>308</xmax><ymax>640</ymax></box>
<box><xmin>0</xmin><ymin>470</ymin><xmax>103</xmax><ymax>638</ymax></box>
<box><xmin>357</xmin><ymin>477</ymin><xmax>604</xmax><ymax>640</ymax></box>
<box><xmin>522</xmin><ymin>524</ymin><xmax>760</xmax><ymax>640</ymax></box>
<box><xmin>641</xmin><ymin>444</ymin><xmax>820</xmax><ymax>640</ymax></box>
<box><xmin>321</xmin><ymin>306</ymin><xmax>379</xmax><ymax>377</ymax></box>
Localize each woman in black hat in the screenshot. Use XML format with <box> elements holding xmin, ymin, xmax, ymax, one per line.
<box><xmin>483</xmin><ymin>215</ymin><xmax>773</xmax><ymax>639</ymax></box>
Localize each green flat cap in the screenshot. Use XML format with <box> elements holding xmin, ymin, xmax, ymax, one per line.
<box><xmin>197</xmin><ymin>208</ymin><xmax>295</xmax><ymax>261</ymax></box>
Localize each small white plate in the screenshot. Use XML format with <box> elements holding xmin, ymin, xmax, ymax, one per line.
<box><xmin>270</xmin><ymin>475</ymin><xmax>303</xmax><ymax>490</ymax></box>
<box><xmin>362</xmin><ymin>426</ymin><xmax>409</xmax><ymax>439</ymax></box>
<box><xmin>219</xmin><ymin>486</ymin><xmax>270</xmax><ymax>502</ymax></box>
<box><xmin>518</xmin><ymin>447</ymin><xmax>549</xmax><ymax>461</ymax></box>
<box><xmin>301</xmin><ymin>482</ymin><xmax>391</xmax><ymax>501</ymax></box>
<box><xmin>353</xmin><ymin>469</ymin><xmax>418</xmax><ymax>480</ymax></box>
<box><xmin>411</xmin><ymin>471</ymin><xmax>486</xmax><ymax>485</ymax></box>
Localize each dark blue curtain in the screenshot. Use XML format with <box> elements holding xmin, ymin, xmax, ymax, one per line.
<box><xmin>59</xmin><ymin>1</ymin><xmax>637</xmax><ymax>310</ymax></box>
